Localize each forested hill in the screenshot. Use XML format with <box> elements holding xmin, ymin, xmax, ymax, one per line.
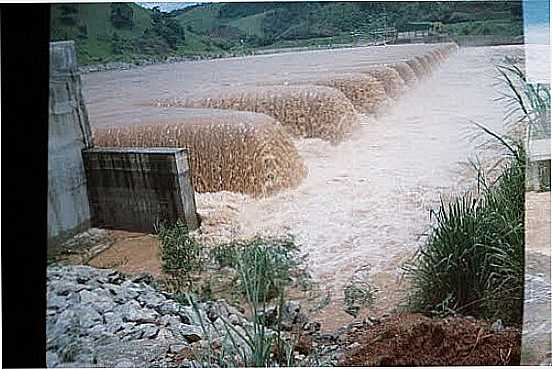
<box><xmin>176</xmin><ymin>2</ymin><xmax>522</xmax><ymax>45</ymax></box>
<box><xmin>50</xmin><ymin>2</ymin><xmax>523</xmax><ymax>65</ymax></box>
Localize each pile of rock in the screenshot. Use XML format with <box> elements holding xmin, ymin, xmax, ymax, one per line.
<box><xmin>46</xmin><ymin>263</ymin><xmax>344</xmax><ymax>367</ymax></box>
<box><xmin>46</xmin><ymin>265</ymin><xmax>254</xmax><ymax>367</ymax></box>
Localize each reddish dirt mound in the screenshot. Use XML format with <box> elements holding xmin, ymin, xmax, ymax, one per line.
<box><xmin>339</xmin><ymin>313</ymin><xmax>521</xmax><ymax>366</ymax></box>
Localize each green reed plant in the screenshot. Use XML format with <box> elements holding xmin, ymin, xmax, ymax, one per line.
<box><xmin>496</xmin><ymin>64</ymin><xmax>550</xmax><ymax>139</ymax></box>
<box><xmin>209</xmin><ymin>235</ymin><xmax>300</xmax><ymax>301</ymax></box>
<box><xmin>188</xmin><ymin>238</ymin><xmax>301</xmax><ymax>367</ymax></box>
<box><xmin>405</xmin><ymin>141</ymin><xmax>525</xmax><ymax>324</ymax></box>
<box><xmin>405</xmin><ymin>62</ymin><xmax>542</xmax><ymax>325</ymax></box>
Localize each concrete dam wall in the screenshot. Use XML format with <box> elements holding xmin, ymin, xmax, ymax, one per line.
<box><xmin>48</xmin><ymin>41</ymin><xmax>93</xmax><ymax>247</ymax></box>
<box><xmin>48</xmin><ymin>41</ymin><xmax>199</xmax><ymax>246</ymax></box>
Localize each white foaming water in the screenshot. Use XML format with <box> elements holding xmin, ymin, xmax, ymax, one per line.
<box><xmin>211</xmin><ymin>46</ymin><xmax>524</xmax><ymax>307</ymax></box>
<box><xmin>85</xmin><ymin>44</ymin><xmax>524</xmax><ymax>316</ymax></box>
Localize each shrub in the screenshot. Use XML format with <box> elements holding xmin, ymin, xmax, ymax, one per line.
<box><xmin>209</xmin><ymin>235</ymin><xmax>300</xmax><ymax>301</ymax></box>
<box><xmin>157</xmin><ymin>220</ymin><xmax>202</xmax><ymax>291</ymax></box>
<box><xmin>188</xmin><ymin>237</ymin><xmax>303</xmax><ymax>367</ymax></box>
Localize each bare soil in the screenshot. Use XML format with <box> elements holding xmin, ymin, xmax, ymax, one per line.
<box><xmin>86</xmin><ymin>231</ymin><xmax>163</xmax><ymax>277</ymax></box>
<box><xmin>339</xmin><ymin>313</ymin><xmax>521</xmax><ymax>366</ymax></box>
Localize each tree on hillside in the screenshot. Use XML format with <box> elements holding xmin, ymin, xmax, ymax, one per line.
<box><xmin>150</xmin><ymin>7</ymin><xmax>185</xmax><ymax>50</ymax></box>
<box><xmin>111</xmin><ymin>3</ymin><xmax>135</xmax><ymax>29</ymax></box>
<box><xmin>59</xmin><ymin>4</ymin><xmax>79</xmax><ymax>26</ymax></box>
<box><xmin>77</xmin><ymin>23</ymin><xmax>88</xmax><ymax>39</ymax></box>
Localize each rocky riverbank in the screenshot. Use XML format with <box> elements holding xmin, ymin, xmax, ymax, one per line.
<box><xmin>46</xmin><ymin>264</ymin><xmax>341</xmax><ymax>367</ymax></box>
<box><xmin>47</xmin><ymin>262</ymin><xmax>524</xmax><ymax>367</ymax></box>
<box><xmin>47</xmin><ymin>264</ymin><xmax>199</xmax><ymax>367</ymax></box>
<box><xmin>78</xmin><ymin>52</ymin><xmax>253</xmax><ymax>74</ymax></box>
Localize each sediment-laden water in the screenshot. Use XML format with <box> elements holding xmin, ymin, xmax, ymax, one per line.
<box><xmin>84</xmin><ymin>45</ymin><xmax>524</xmax><ymax>328</ymax></box>
<box><xmin>195</xmin><ymin>46</ymin><xmax>524</xmax><ymax>325</ymax></box>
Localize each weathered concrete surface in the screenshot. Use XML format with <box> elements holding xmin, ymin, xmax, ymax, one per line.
<box><xmin>48</xmin><ymin>41</ymin><xmax>93</xmax><ymax>247</ymax></box>
<box><xmin>527</xmin><ymin>138</ymin><xmax>551</xmax><ymax>192</ymax></box>
<box><xmin>83</xmin><ymin>147</ymin><xmax>199</xmax><ymax>233</ymax></box>
<box><xmin>521</xmin><ymin>191</ymin><xmax>552</xmax><ymax>365</ymax></box>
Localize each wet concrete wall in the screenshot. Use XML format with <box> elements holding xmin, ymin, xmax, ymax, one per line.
<box><xmin>48</xmin><ymin>41</ymin><xmax>93</xmax><ymax>247</ymax></box>
<box><xmin>83</xmin><ymin>147</ymin><xmax>199</xmax><ymax>233</ymax></box>
<box><xmin>521</xmin><ymin>124</ymin><xmax>551</xmax><ymax>365</ymax></box>
<box><xmin>521</xmin><ymin>192</ymin><xmax>551</xmax><ymax>365</ymax></box>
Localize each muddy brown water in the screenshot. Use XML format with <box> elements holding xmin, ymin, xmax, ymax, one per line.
<box><xmin>83</xmin><ymin>45</ymin><xmax>523</xmax><ymax>330</ymax></box>
<box><xmin>83</xmin><ymin>43</ymin><xmax>444</xmax><ymax>127</ymax></box>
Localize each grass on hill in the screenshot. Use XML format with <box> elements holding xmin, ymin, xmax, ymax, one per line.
<box><xmin>51</xmin><ymin>3</ymin><xmax>153</xmax><ymax>64</ymax></box>
<box><xmin>51</xmin><ymin>2</ymin><xmax>524</xmax><ymax>66</ymax></box>
<box><xmin>51</xmin><ymin>2</ymin><xmax>221</xmax><ymax>65</ymax></box>
<box><xmin>446</xmin><ymin>19</ymin><xmax>524</xmax><ymax>37</ymax></box>
<box><xmin>175</xmin><ymin>3</ymin><xmax>223</xmax><ymax>34</ymax></box>
<box><xmin>228</xmin><ymin>11</ymin><xmax>272</xmax><ymax>37</ymax></box>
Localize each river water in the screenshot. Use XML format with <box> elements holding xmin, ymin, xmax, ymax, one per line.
<box><xmin>84</xmin><ymin>45</ymin><xmax>524</xmax><ymax>328</ymax></box>
<box><xmin>192</xmin><ymin>45</ymin><xmax>524</xmax><ymax>327</ymax></box>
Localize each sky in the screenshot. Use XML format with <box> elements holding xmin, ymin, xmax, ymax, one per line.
<box><xmin>523</xmin><ymin>0</ymin><xmax>550</xmax><ymax>25</ymax></box>
<box><xmin>522</xmin><ymin>0</ymin><xmax>550</xmax><ymax>83</ymax></box>
<box><xmin>136</xmin><ymin>2</ymin><xmax>198</xmax><ymax>12</ymax></box>
<box><xmin>523</xmin><ymin>0</ymin><xmax>550</xmax><ymax>44</ymax></box>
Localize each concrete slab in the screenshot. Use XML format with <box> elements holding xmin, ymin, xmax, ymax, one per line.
<box><xmin>83</xmin><ymin>147</ymin><xmax>199</xmax><ymax>233</ymax></box>
<box><xmin>527</xmin><ymin>138</ymin><xmax>551</xmax><ymax>192</ymax></box>
<box><xmin>521</xmin><ymin>191</ymin><xmax>552</xmax><ymax>365</ymax></box>
<box><xmin>48</xmin><ymin>41</ymin><xmax>93</xmax><ymax>247</ymax></box>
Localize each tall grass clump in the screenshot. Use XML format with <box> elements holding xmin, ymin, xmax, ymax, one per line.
<box><xmin>209</xmin><ymin>235</ymin><xmax>300</xmax><ymax>301</ymax></box>
<box><xmin>405</xmin><ymin>141</ymin><xmax>525</xmax><ymax>324</ymax></box>
<box><xmin>157</xmin><ymin>220</ymin><xmax>202</xmax><ymax>291</ymax></box>
<box><xmin>405</xmin><ymin>65</ymin><xmax>536</xmax><ymax>325</ymax></box>
<box><xmin>189</xmin><ymin>236</ymin><xmax>306</xmax><ymax>367</ymax></box>
<box><xmin>496</xmin><ymin>64</ymin><xmax>551</xmax><ymax>140</ymax></box>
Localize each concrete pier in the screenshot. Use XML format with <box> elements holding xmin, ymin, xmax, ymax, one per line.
<box><xmin>521</xmin><ymin>191</ymin><xmax>551</xmax><ymax>365</ymax></box>
<box><xmin>83</xmin><ymin>147</ymin><xmax>199</xmax><ymax>233</ymax></box>
<box><xmin>526</xmin><ymin>138</ymin><xmax>551</xmax><ymax>192</ymax></box>
<box><xmin>48</xmin><ymin>41</ymin><xmax>93</xmax><ymax>247</ymax></box>
<box><xmin>522</xmin><ymin>122</ymin><xmax>551</xmax><ymax>364</ymax></box>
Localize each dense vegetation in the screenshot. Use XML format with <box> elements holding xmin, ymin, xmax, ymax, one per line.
<box><xmin>405</xmin><ymin>146</ymin><xmax>526</xmax><ymax>324</ymax></box>
<box><xmin>175</xmin><ymin>1</ymin><xmax>523</xmax><ymax>47</ymax></box>
<box><xmin>50</xmin><ymin>3</ymin><xmax>222</xmax><ymax>64</ymax></box>
<box><xmin>51</xmin><ymin>2</ymin><xmax>523</xmax><ymax>65</ymax></box>
<box><xmin>405</xmin><ymin>65</ymin><xmax>550</xmax><ymax>326</ymax></box>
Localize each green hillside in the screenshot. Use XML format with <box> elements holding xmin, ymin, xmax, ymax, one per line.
<box><xmin>175</xmin><ymin>1</ymin><xmax>523</xmax><ymax>47</ymax></box>
<box><xmin>228</xmin><ymin>10</ymin><xmax>272</xmax><ymax>37</ymax></box>
<box><xmin>50</xmin><ymin>3</ymin><xmax>224</xmax><ymax>65</ymax></box>
<box><xmin>51</xmin><ymin>3</ymin><xmax>152</xmax><ymax>64</ymax></box>
<box><xmin>51</xmin><ymin>2</ymin><xmax>523</xmax><ymax>66</ymax></box>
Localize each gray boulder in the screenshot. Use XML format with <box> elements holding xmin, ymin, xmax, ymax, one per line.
<box><xmin>117</xmin><ymin>300</ymin><xmax>159</xmax><ymax>322</ymax></box>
